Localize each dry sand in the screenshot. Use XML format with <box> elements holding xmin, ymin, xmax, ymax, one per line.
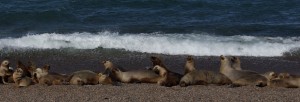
<box><xmin>0</xmin><ymin>83</ymin><xmax>299</xmax><ymax>102</ymax></box>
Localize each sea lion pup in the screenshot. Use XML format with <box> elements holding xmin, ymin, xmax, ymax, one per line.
<box><xmin>0</xmin><ymin>59</ymin><xmax>12</xmax><ymax>84</ymax></box>
<box><xmin>152</xmin><ymin>65</ymin><xmax>178</xmax><ymax>87</ymax></box>
<box><xmin>12</xmin><ymin>68</ymin><xmax>33</xmax><ymax>87</ymax></box>
<box><xmin>150</xmin><ymin>56</ymin><xmax>183</xmax><ymax>83</ymax></box>
<box><xmin>184</xmin><ymin>56</ymin><xmax>196</xmax><ymax>75</ymax></box>
<box><xmin>231</xmin><ymin>56</ymin><xmax>242</xmax><ymax>70</ymax></box>
<box><xmin>219</xmin><ymin>55</ymin><xmax>268</xmax><ymax>87</ymax></box>
<box><xmin>102</xmin><ymin>60</ymin><xmax>160</xmax><ymax>83</ymax></box>
<box><xmin>179</xmin><ymin>56</ymin><xmax>231</xmax><ymax>87</ymax></box>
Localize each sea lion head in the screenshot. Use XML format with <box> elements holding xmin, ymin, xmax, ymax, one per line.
<box><xmin>14</xmin><ymin>68</ymin><xmax>24</xmax><ymax>77</ymax></box>
<box><xmin>186</xmin><ymin>56</ymin><xmax>193</xmax><ymax>62</ymax></box>
<box><xmin>150</xmin><ymin>56</ymin><xmax>163</xmax><ymax>66</ymax></box>
<box><xmin>1</xmin><ymin>60</ymin><xmax>9</xmax><ymax>67</ymax></box>
<box><xmin>102</xmin><ymin>60</ymin><xmax>115</xmax><ymax>70</ymax></box>
<box><xmin>220</xmin><ymin>55</ymin><xmax>230</xmax><ymax>63</ymax></box>
<box><xmin>230</xmin><ymin>56</ymin><xmax>240</xmax><ymax>63</ymax></box>
<box><xmin>262</xmin><ymin>71</ymin><xmax>278</xmax><ymax>80</ymax></box>
<box><xmin>33</xmin><ymin>64</ymin><xmax>50</xmax><ymax>79</ymax></box>
<box><xmin>98</xmin><ymin>73</ymin><xmax>113</xmax><ymax>85</ymax></box>
<box><xmin>27</xmin><ymin>61</ymin><xmax>37</xmax><ymax>76</ymax></box>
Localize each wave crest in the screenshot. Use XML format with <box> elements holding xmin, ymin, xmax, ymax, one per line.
<box><xmin>1</xmin><ymin>31</ymin><xmax>300</xmax><ymax>56</ymax></box>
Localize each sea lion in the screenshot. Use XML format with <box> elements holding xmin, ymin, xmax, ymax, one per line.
<box><xmin>231</xmin><ymin>56</ymin><xmax>242</xmax><ymax>70</ymax></box>
<box><xmin>266</xmin><ymin>72</ymin><xmax>300</xmax><ymax>88</ymax></box>
<box><xmin>152</xmin><ymin>65</ymin><xmax>178</xmax><ymax>87</ymax></box>
<box><xmin>150</xmin><ymin>56</ymin><xmax>182</xmax><ymax>83</ymax></box>
<box><xmin>12</xmin><ymin>68</ymin><xmax>33</xmax><ymax>87</ymax></box>
<box><xmin>98</xmin><ymin>73</ymin><xmax>115</xmax><ymax>85</ymax></box>
<box><xmin>262</xmin><ymin>71</ymin><xmax>277</xmax><ymax>81</ymax></box>
<box><xmin>67</xmin><ymin>70</ymin><xmax>99</xmax><ymax>85</ymax></box>
<box><xmin>180</xmin><ymin>56</ymin><xmax>231</xmax><ymax>87</ymax></box>
<box><xmin>219</xmin><ymin>55</ymin><xmax>268</xmax><ymax>87</ymax></box>
<box><xmin>184</xmin><ymin>56</ymin><xmax>196</xmax><ymax>75</ymax></box>
<box><xmin>17</xmin><ymin>60</ymin><xmax>32</xmax><ymax>77</ymax></box>
<box><xmin>102</xmin><ymin>60</ymin><xmax>160</xmax><ymax>83</ymax></box>
<box><xmin>0</xmin><ymin>59</ymin><xmax>12</xmax><ymax>84</ymax></box>
<box><xmin>38</xmin><ymin>74</ymin><xmax>68</xmax><ymax>86</ymax></box>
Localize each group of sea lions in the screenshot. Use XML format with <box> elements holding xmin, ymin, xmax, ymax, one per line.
<box><xmin>0</xmin><ymin>55</ymin><xmax>299</xmax><ymax>88</ymax></box>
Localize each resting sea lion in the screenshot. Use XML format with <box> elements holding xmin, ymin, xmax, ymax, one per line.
<box><xmin>150</xmin><ymin>56</ymin><xmax>182</xmax><ymax>83</ymax></box>
<box><xmin>38</xmin><ymin>74</ymin><xmax>68</xmax><ymax>86</ymax></box>
<box><xmin>180</xmin><ymin>56</ymin><xmax>231</xmax><ymax>87</ymax></box>
<box><xmin>152</xmin><ymin>65</ymin><xmax>178</xmax><ymax>87</ymax></box>
<box><xmin>12</xmin><ymin>68</ymin><xmax>33</xmax><ymax>87</ymax></box>
<box><xmin>220</xmin><ymin>55</ymin><xmax>267</xmax><ymax>87</ymax></box>
<box><xmin>67</xmin><ymin>70</ymin><xmax>99</xmax><ymax>85</ymax></box>
<box><xmin>102</xmin><ymin>60</ymin><xmax>160</xmax><ymax>83</ymax></box>
<box><xmin>267</xmin><ymin>72</ymin><xmax>300</xmax><ymax>88</ymax></box>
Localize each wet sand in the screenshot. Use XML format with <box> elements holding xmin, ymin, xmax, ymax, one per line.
<box><xmin>0</xmin><ymin>49</ymin><xmax>300</xmax><ymax>101</ymax></box>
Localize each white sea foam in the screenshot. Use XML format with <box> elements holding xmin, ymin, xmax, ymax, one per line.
<box><xmin>0</xmin><ymin>31</ymin><xmax>300</xmax><ymax>56</ymax></box>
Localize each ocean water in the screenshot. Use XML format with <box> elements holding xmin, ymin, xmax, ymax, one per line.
<box><xmin>1</xmin><ymin>0</ymin><xmax>300</xmax><ymax>56</ymax></box>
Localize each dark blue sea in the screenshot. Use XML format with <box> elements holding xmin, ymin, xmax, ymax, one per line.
<box><xmin>1</xmin><ymin>0</ymin><xmax>300</xmax><ymax>56</ymax></box>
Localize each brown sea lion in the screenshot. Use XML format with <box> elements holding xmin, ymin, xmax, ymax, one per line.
<box><xmin>184</xmin><ymin>56</ymin><xmax>196</xmax><ymax>75</ymax></box>
<box><xmin>12</xmin><ymin>68</ymin><xmax>33</xmax><ymax>87</ymax></box>
<box><xmin>220</xmin><ymin>55</ymin><xmax>268</xmax><ymax>87</ymax></box>
<box><xmin>267</xmin><ymin>72</ymin><xmax>300</xmax><ymax>88</ymax></box>
<box><xmin>67</xmin><ymin>70</ymin><xmax>100</xmax><ymax>85</ymax></box>
<box><xmin>262</xmin><ymin>71</ymin><xmax>277</xmax><ymax>81</ymax></box>
<box><xmin>150</xmin><ymin>56</ymin><xmax>182</xmax><ymax>83</ymax></box>
<box><xmin>180</xmin><ymin>56</ymin><xmax>231</xmax><ymax>87</ymax></box>
<box><xmin>38</xmin><ymin>74</ymin><xmax>68</xmax><ymax>86</ymax></box>
<box><xmin>152</xmin><ymin>65</ymin><xmax>178</xmax><ymax>87</ymax></box>
<box><xmin>17</xmin><ymin>60</ymin><xmax>32</xmax><ymax>77</ymax></box>
<box><xmin>98</xmin><ymin>73</ymin><xmax>115</xmax><ymax>85</ymax></box>
<box><xmin>0</xmin><ymin>59</ymin><xmax>12</xmax><ymax>84</ymax></box>
<box><xmin>102</xmin><ymin>60</ymin><xmax>160</xmax><ymax>83</ymax></box>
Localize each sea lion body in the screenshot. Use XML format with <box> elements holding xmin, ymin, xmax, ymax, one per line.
<box><xmin>180</xmin><ymin>70</ymin><xmax>232</xmax><ymax>87</ymax></box>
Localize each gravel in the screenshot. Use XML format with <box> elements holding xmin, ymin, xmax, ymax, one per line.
<box><xmin>1</xmin><ymin>83</ymin><xmax>299</xmax><ymax>101</ymax></box>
